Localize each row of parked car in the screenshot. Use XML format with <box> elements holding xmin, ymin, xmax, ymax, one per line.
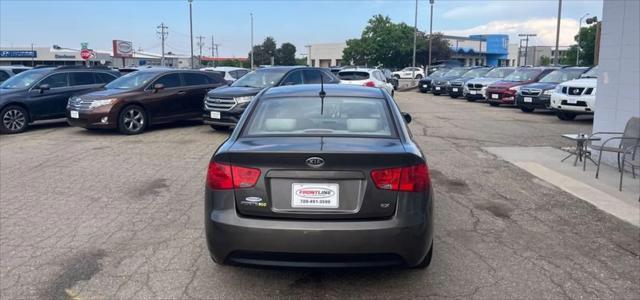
<box><xmin>0</xmin><ymin>64</ymin><xmax>401</xmax><ymax>134</ymax></box>
<box><xmin>418</xmin><ymin>65</ymin><xmax>599</xmax><ymax>121</ymax></box>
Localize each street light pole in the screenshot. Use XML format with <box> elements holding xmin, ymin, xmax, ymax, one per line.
<box><xmin>250</xmin><ymin>13</ymin><xmax>254</xmax><ymax>70</ymax></box>
<box><xmin>189</xmin><ymin>0</ymin><xmax>194</xmax><ymax>69</ymax></box>
<box><xmin>411</xmin><ymin>0</ymin><xmax>418</xmax><ymax>82</ymax></box>
<box><xmin>553</xmin><ymin>0</ymin><xmax>562</xmax><ymax>65</ymax></box>
<box><xmin>577</xmin><ymin>13</ymin><xmax>589</xmax><ymax>66</ymax></box>
<box><xmin>427</xmin><ymin>0</ymin><xmax>434</xmax><ymax>73</ymax></box>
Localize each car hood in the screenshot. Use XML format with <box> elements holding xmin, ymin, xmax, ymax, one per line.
<box><xmin>207</xmin><ymin>85</ymin><xmax>263</xmax><ymax>97</ymax></box>
<box><xmin>558</xmin><ymin>78</ymin><xmax>597</xmax><ymax>88</ymax></box>
<box><xmin>520</xmin><ymin>82</ymin><xmax>558</xmax><ymax>90</ymax></box>
<box><xmin>0</xmin><ymin>88</ymin><xmax>27</xmax><ymax>104</ymax></box>
<box><xmin>74</xmin><ymin>88</ymin><xmax>133</xmax><ymax>100</ymax></box>
<box><xmin>467</xmin><ymin>77</ymin><xmax>502</xmax><ymax>85</ymax></box>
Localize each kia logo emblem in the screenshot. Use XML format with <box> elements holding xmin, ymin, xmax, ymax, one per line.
<box><xmin>306</xmin><ymin>157</ymin><xmax>324</xmax><ymax>168</ymax></box>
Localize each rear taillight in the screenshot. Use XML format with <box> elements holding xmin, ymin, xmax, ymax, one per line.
<box><xmin>371</xmin><ymin>163</ymin><xmax>430</xmax><ymax>192</ymax></box>
<box><xmin>206</xmin><ymin>162</ymin><xmax>261</xmax><ymax>190</ymax></box>
<box><xmin>363</xmin><ymin>81</ymin><xmax>376</xmax><ymax>87</ymax></box>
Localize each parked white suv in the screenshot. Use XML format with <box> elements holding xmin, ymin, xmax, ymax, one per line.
<box><xmin>338</xmin><ymin>68</ymin><xmax>395</xmax><ymax>96</ymax></box>
<box><xmin>200</xmin><ymin>66</ymin><xmax>250</xmax><ymax>83</ymax></box>
<box><xmin>392</xmin><ymin>67</ymin><xmax>424</xmax><ymax>79</ymax></box>
<box><xmin>550</xmin><ymin>66</ymin><xmax>598</xmax><ymax>120</ymax></box>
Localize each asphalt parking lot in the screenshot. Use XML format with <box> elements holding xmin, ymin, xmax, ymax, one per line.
<box><xmin>1</xmin><ymin>91</ymin><xmax>638</xmax><ymax>299</ymax></box>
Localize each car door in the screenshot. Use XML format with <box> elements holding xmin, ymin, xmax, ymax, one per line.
<box><xmin>143</xmin><ymin>72</ymin><xmax>184</xmax><ymax>123</ymax></box>
<box><xmin>27</xmin><ymin>72</ymin><xmax>74</xmax><ymax>119</ymax></box>
<box><xmin>181</xmin><ymin>72</ymin><xmax>218</xmax><ymax>117</ymax></box>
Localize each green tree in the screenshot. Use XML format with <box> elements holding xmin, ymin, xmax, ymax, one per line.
<box><xmin>295</xmin><ymin>57</ymin><xmax>307</xmax><ymax>66</ymax></box>
<box><xmin>342</xmin><ymin>14</ymin><xmax>450</xmax><ymax>68</ymax></box>
<box><xmin>560</xmin><ymin>24</ymin><xmax>596</xmax><ymax>66</ymax></box>
<box><xmin>539</xmin><ymin>55</ymin><xmax>551</xmax><ymax>66</ymax></box>
<box><xmin>249</xmin><ymin>37</ymin><xmax>298</xmax><ymax>66</ymax></box>
<box><xmin>275</xmin><ymin>42</ymin><xmax>297</xmax><ymax>65</ymax></box>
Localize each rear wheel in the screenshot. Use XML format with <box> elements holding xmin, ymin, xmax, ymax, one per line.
<box><xmin>413</xmin><ymin>241</ymin><xmax>433</xmax><ymax>269</ymax></box>
<box><xmin>489</xmin><ymin>102</ymin><xmax>499</xmax><ymax>107</ymax></box>
<box><xmin>520</xmin><ymin>107</ymin><xmax>535</xmax><ymax>113</ymax></box>
<box><xmin>0</xmin><ymin>105</ymin><xmax>29</xmax><ymax>134</ymax></box>
<box><xmin>210</xmin><ymin>124</ymin><xmax>229</xmax><ymax>131</ymax></box>
<box><xmin>556</xmin><ymin>111</ymin><xmax>577</xmax><ymax>121</ymax></box>
<box><xmin>118</xmin><ymin>105</ymin><xmax>147</xmax><ymax>135</ymax></box>
<box><xmin>415</xmin><ymin>74</ymin><xmax>423</xmax><ymax>79</ymax></box>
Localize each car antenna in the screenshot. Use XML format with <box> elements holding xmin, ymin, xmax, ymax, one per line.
<box><xmin>319</xmin><ymin>73</ymin><xmax>326</xmax><ymax>115</ymax></box>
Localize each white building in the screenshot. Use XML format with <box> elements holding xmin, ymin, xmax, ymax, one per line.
<box><xmin>306</xmin><ymin>43</ymin><xmax>346</xmax><ymax>67</ymax></box>
<box><xmin>592</xmin><ymin>0</ymin><xmax>640</xmax><ymax>166</ymax></box>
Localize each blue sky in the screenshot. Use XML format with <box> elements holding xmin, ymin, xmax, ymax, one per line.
<box><xmin>1</xmin><ymin>0</ymin><xmax>603</xmax><ymax>57</ymax></box>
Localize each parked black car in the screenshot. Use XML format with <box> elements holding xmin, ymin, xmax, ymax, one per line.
<box><xmin>203</xmin><ymin>66</ymin><xmax>339</xmax><ymax>131</ymax></box>
<box><xmin>431</xmin><ymin>67</ymin><xmax>481</xmax><ymax>96</ymax></box>
<box><xmin>515</xmin><ymin>66</ymin><xmax>589</xmax><ymax>113</ymax></box>
<box><xmin>447</xmin><ymin>67</ymin><xmax>493</xmax><ymax>98</ymax></box>
<box><xmin>67</xmin><ymin>69</ymin><xmax>226</xmax><ymax>134</ymax></box>
<box><xmin>205</xmin><ymin>84</ymin><xmax>434</xmax><ymax>268</ymax></box>
<box><xmin>0</xmin><ymin>66</ymin><xmax>120</xmax><ymax>134</ymax></box>
<box><xmin>418</xmin><ymin>68</ymin><xmax>450</xmax><ymax>93</ymax></box>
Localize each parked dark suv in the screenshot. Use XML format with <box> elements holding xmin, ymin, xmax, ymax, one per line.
<box><xmin>67</xmin><ymin>69</ymin><xmax>226</xmax><ymax>134</ymax></box>
<box><xmin>203</xmin><ymin>66</ymin><xmax>339</xmax><ymax>130</ymax></box>
<box><xmin>0</xmin><ymin>66</ymin><xmax>120</xmax><ymax>134</ymax></box>
<box><xmin>515</xmin><ymin>67</ymin><xmax>588</xmax><ymax>113</ymax></box>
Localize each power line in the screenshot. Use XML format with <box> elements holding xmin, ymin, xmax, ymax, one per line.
<box><xmin>156</xmin><ymin>22</ymin><xmax>169</xmax><ymax>66</ymax></box>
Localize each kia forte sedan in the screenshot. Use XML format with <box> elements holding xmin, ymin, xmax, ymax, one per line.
<box><xmin>205</xmin><ymin>84</ymin><xmax>434</xmax><ymax>268</ymax></box>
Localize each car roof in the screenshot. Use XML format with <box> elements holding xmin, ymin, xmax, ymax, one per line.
<box><xmin>201</xmin><ymin>66</ymin><xmax>247</xmax><ymax>71</ymax></box>
<box><xmin>339</xmin><ymin>68</ymin><xmax>376</xmax><ymax>73</ymax></box>
<box><xmin>263</xmin><ymin>84</ymin><xmax>385</xmax><ymax>99</ymax></box>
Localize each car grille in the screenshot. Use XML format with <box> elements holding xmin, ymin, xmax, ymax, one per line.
<box><xmin>567</xmin><ymin>87</ymin><xmax>585</xmax><ymax>96</ymax></box>
<box><xmin>450</xmin><ymin>81</ymin><xmax>463</xmax><ymax>87</ymax></box>
<box><xmin>520</xmin><ymin>88</ymin><xmax>541</xmax><ymax>96</ymax></box>
<box><xmin>433</xmin><ymin>80</ymin><xmax>446</xmax><ymax>85</ymax></box>
<box><xmin>467</xmin><ymin>83</ymin><xmax>483</xmax><ymax>89</ymax></box>
<box><xmin>205</xmin><ymin>96</ymin><xmax>236</xmax><ymax>111</ymax></box>
<box><xmin>67</xmin><ymin>97</ymin><xmax>93</xmax><ymax>110</ymax></box>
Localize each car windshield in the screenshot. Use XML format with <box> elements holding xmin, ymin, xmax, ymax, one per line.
<box><xmin>231</xmin><ymin>68</ymin><xmax>289</xmax><ymax>88</ymax></box>
<box><xmin>0</xmin><ymin>68</ymin><xmax>48</xmax><ymax>89</ymax></box>
<box><xmin>503</xmin><ymin>69</ymin><xmax>542</xmax><ymax>81</ymax></box>
<box><xmin>463</xmin><ymin>68</ymin><xmax>491</xmax><ymax>78</ymax></box>
<box><xmin>429</xmin><ymin>69</ymin><xmax>448</xmax><ymax>78</ymax></box>
<box><xmin>243</xmin><ymin>97</ymin><xmax>395</xmax><ymax>137</ymax></box>
<box><xmin>484</xmin><ymin>68</ymin><xmax>515</xmax><ymax>78</ymax></box>
<box><xmin>580</xmin><ymin>66</ymin><xmax>598</xmax><ymax>78</ymax></box>
<box><xmin>539</xmin><ymin>69</ymin><xmax>586</xmax><ymax>83</ymax></box>
<box><xmin>104</xmin><ymin>71</ymin><xmax>158</xmax><ymax>89</ymax></box>
<box><xmin>444</xmin><ymin>68</ymin><xmax>468</xmax><ymax>77</ymax></box>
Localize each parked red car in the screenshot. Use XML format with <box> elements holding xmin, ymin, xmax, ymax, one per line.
<box><xmin>485</xmin><ymin>67</ymin><xmax>556</xmax><ymax>106</ymax></box>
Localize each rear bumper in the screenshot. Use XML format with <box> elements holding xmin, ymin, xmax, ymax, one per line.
<box><xmin>205</xmin><ymin>188</ymin><xmax>434</xmax><ymax>267</ymax></box>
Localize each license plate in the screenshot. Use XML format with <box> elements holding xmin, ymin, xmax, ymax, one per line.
<box><xmin>452</xmin><ymin>88</ymin><xmax>459</xmax><ymax>92</ymax></box>
<box><xmin>435</xmin><ymin>87</ymin><xmax>441</xmax><ymax>90</ymax></box>
<box><xmin>524</xmin><ymin>97</ymin><xmax>533</xmax><ymax>103</ymax></box>
<box><xmin>566</xmin><ymin>99</ymin><xmax>577</xmax><ymax>104</ymax></box>
<box><xmin>469</xmin><ymin>90</ymin><xmax>477</xmax><ymax>95</ymax></box>
<box><xmin>422</xmin><ymin>85</ymin><xmax>428</xmax><ymax>88</ymax></box>
<box><xmin>491</xmin><ymin>94</ymin><xmax>499</xmax><ymax>99</ymax></box>
<box><xmin>70</xmin><ymin>111</ymin><xmax>79</xmax><ymax>119</ymax></box>
<box><xmin>291</xmin><ymin>183</ymin><xmax>339</xmax><ymax>208</ymax></box>
<box><xmin>210</xmin><ymin>111</ymin><xmax>221</xmax><ymax>119</ymax></box>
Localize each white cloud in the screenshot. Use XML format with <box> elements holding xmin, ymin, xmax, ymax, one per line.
<box><xmin>444</xmin><ymin>18</ymin><xmax>581</xmax><ymax>46</ymax></box>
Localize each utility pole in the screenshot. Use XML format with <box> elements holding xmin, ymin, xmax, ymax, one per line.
<box><xmin>30</xmin><ymin>43</ymin><xmax>34</xmax><ymax>67</ymax></box>
<box><xmin>250</xmin><ymin>13</ymin><xmax>254</xmax><ymax>70</ymax></box>
<box><xmin>196</xmin><ymin>35</ymin><xmax>205</xmax><ymax>66</ymax></box>
<box><xmin>188</xmin><ymin>0</ymin><xmax>194</xmax><ymax>69</ymax></box>
<box><xmin>517</xmin><ymin>39</ymin><xmax>524</xmax><ymax>66</ymax></box>
<box><xmin>553</xmin><ymin>0</ymin><xmax>562</xmax><ymax>65</ymax></box>
<box><xmin>518</xmin><ymin>33</ymin><xmax>536</xmax><ymax>66</ymax></box>
<box><xmin>577</xmin><ymin>13</ymin><xmax>590</xmax><ymax>65</ymax></box>
<box><xmin>210</xmin><ymin>35</ymin><xmax>215</xmax><ymax>67</ymax></box>
<box><xmin>411</xmin><ymin>0</ymin><xmax>418</xmax><ymax>83</ymax></box>
<box><xmin>156</xmin><ymin>22</ymin><xmax>169</xmax><ymax>66</ymax></box>
<box><xmin>427</xmin><ymin>0</ymin><xmax>434</xmax><ymax>73</ymax></box>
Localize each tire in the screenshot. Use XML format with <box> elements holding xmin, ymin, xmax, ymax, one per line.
<box><xmin>556</xmin><ymin>111</ymin><xmax>577</xmax><ymax>121</ymax></box>
<box><xmin>391</xmin><ymin>90</ymin><xmax>395</xmax><ymax>97</ymax></box>
<box><xmin>415</xmin><ymin>74</ymin><xmax>423</xmax><ymax>79</ymax></box>
<box><xmin>520</xmin><ymin>107</ymin><xmax>535</xmax><ymax>113</ymax></box>
<box><xmin>466</xmin><ymin>98</ymin><xmax>476</xmax><ymax>102</ymax></box>
<box><xmin>413</xmin><ymin>241</ymin><xmax>433</xmax><ymax>269</ymax></box>
<box><xmin>489</xmin><ymin>102</ymin><xmax>499</xmax><ymax>107</ymax></box>
<box><xmin>0</xmin><ymin>105</ymin><xmax>29</xmax><ymax>134</ymax></box>
<box><xmin>118</xmin><ymin>105</ymin><xmax>147</xmax><ymax>135</ymax></box>
<box><xmin>210</xmin><ymin>124</ymin><xmax>229</xmax><ymax>131</ymax></box>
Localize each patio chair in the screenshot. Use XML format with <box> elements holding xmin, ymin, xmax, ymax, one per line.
<box><xmin>582</xmin><ymin>117</ymin><xmax>640</xmax><ymax>178</ymax></box>
<box><xmin>619</xmin><ymin>143</ymin><xmax>640</xmax><ymax>192</ymax></box>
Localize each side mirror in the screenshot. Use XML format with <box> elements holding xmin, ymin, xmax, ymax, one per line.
<box><xmin>401</xmin><ymin>112</ymin><xmax>412</xmax><ymax>124</ymax></box>
<box><xmin>38</xmin><ymin>84</ymin><xmax>50</xmax><ymax>93</ymax></box>
<box><xmin>153</xmin><ymin>83</ymin><xmax>164</xmax><ymax>92</ymax></box>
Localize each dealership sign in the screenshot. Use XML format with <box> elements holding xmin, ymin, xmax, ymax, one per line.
<box><xmin>112</xmin><ymin>40</ymin><xmax>133</xmax><ymax>58</ymax></box>
<box><xmin>0</xmin><ymin>50</ymin><xmax>37</xmax><ymax>58</ymax></box>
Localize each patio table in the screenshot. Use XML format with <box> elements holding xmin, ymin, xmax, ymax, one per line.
<box><xmin>561</xmin><ymin>134</ymin><xmax>601</xmax><ymax>167</ymax></box>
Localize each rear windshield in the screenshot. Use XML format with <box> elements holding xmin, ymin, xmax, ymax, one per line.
<box><xmin>243</xmin><ymin>97</ymin><xmax>395</xmax><ymax>137</ymax></box>
<box><xmin>504</xmin><ymin>69</ymin><xmax>542</xmax><ymax>81</ymax></box>
<box><xmin>338</xmin><ymin>71</ymin><xmax>370</xmax><ymax>80</ymax></box>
